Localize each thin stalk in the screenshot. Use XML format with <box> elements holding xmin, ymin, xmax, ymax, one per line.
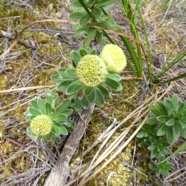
<box><xmin>157</xmin><ymin>141</ymin><xmax>186</xmax><ymax>165</ymax></box>
<box><xmin>78</xmin><ymin>0</ymin><xmax>115</xmax><ymax>44</ymax></box>
<box><xmin>135</xmin><ymin>0</ymin><xmax>152</xmax><ymax>79</ymax></box>
<box><xmin>153</xmin><ymin>52</ymin><xmax>186</xmax><ymax>83</ymax></box>
<box><xmin>157</xmin><ymin>73</ymin><xmax>186</xmax><ymax>85</ymax></box>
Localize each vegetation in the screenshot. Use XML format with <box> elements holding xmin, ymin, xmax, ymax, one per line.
<box><xmin>0</xmin><ymin>0</ymin><xmax>185</xmax><ymax>185</ymax></box>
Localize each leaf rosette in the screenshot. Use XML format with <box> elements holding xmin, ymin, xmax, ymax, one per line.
<box><xmin>51</xmin><ymin>49</ymin><xmax>123</xmax><ymax>111</ymax></box>
<box><xmin>25</xmin><ymin>89</ymin><xmax>74</xmax><ymax>143</ymax></box>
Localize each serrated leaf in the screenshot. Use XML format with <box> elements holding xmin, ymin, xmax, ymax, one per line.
<box><xmin>80</xmin><ymin>14</ymin><xmax>90</xmax><ymax>25</ymax></box>
<box><xmin>95</xmin><ymin>88</ymin><xmax>104</xmax><ymax>105</ymax></box>
<box><xmin>65</xmin><ymin>80</ymin><xmax>82</xmax><ymax>95</ymax></box>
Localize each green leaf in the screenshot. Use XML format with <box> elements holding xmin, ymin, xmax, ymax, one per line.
<box><xmin>179</xmin><ymin>119</ymin><xmax>186</xmax><ymax>129</ymax></box>
<box><xmin>96</xmin><ymin>0</ymin><xmax>116</xmax><ymax>8</ymax></box>
<box><xmin>87</xmin><ymin>88</ymin><xmax>96</xmax><ymax>103</ymax></box>
<box><xmin>31</xmin><ymin>100</ymin><xmax>39</xmax><ymax>109</ymax></box>
<box><xmin>28</xmin><ymin>108</ymin><xmax>41</xmax><ymax>116</ymax></box>
<box><xmin>166</xmin><ymin>128</ymin><xmax>174</xmax><ymax>144</ymax></box>
<box><xmin>82</xmin><ymin>96</ymin><xmax>90</xmax><ymax>109</ymax></box>
<box><xmin>69</xmin><ymin>11</ymin><xmax>85</xmax><ymax>20</ymax></box>
<box><xmin>79</xmin><ymin>48</ymin><xmax>88</xmax><ymax>57</ymax></box>
<box><xmin>51</xmin><ymin>74</ymin><xmax>63</xmax><ymax>83</ymax></box>
<box><xmin>37</xmin><ymin>99</ymin><xmax>46</xmax><ymax>114</ymax></box>
<box><xmin>150</xmin><ymin>105</ymin><xmax>162</xmax><ymax>116</ymax></box>
<box><xmin>98</xmin><ymin>85</ymin><xmax>110</xmax><ymax>97</ymax></box>
<box><xmin>65</xmin><ymin>80</ymin><xmax>82</xmax><ymax>95</ymax></box>
<box><xmin>85</xmin><ymin>87</ymin><xmax>93</xmax><ymax>96</ymax></box>
<box><xmin>56</xmin><ymin>100</ymin><xmax>71</xmax><ymax>114</ymax></box>
<box><xmin>136</xmin><ymin>131</ymin><xmax>146</xmax><ymax>138</ymax></box>
<box><xmin>84</xmin><ymin>27</ymin><xmax>97</xmax><ymax>47</ymax></box>
<box><xmin>157</xmin><ymin>115</ymin><xmax>170</xmax><ymax>123</ymax></box>
<box><xmin>70</xmin><ymin>50</ymin><xmax>81</xmax><ymax>66</ymax></box>
<box><xmin>80</xmin><ymin>14</ymin><xmax>91</xmax><ymax>25</ymax></box>
<box><xmin>72</xmin><ymin>0</ymin><xmax>82</xmax><ymax>7</ymax></box>
<box><xmin>95</xmin><ymin>88</ymin><xmax>104</xmax><ymax>105</ymax></box>
<box><xmin>173</xmin><ymin>125</ymin><xmax>180</xmax><ymax>141</ymax></box>
<box><xmin>166</xmin><ymin>118</ymin><xmax>175</xmax><ymax>126</ymax></box>
<box><xmin>46</xmin><ymin>102</ymin><xmax>52</xmax><ymax>115</ymax></box>
<box><xmin>64</xmin><ymin>120</ymin><xmax>74</xmax><ymax>128</ymax></box>
<box><xmin>107</xmin><ymin>74</ymin><xmax>121</xmax><ymax>82</ymax></box>
<box><xmin>57</xmin><ymin>68</ymin><xmax>68</xmax><ymax>77</ymax></box>
<box><xmin>92</xmin><ymin>8</ymin><xmax>102</xmax><ymax>17</ymax></box>
<box><xmin>74</xmin><ymin>96</ymin><xmax>82</xmax><ymax>110</ymax></box>
<box><xmin>65</xmin><ymin>68</ymin><xmax>77</xmax><ymax>78</ymax></box>
<box><xmin>148</xmin><ymin>117</ymin><xmax>159</xmax><ymax>125</ymax></box>
<box><xmin>157</xmin><ymin>125</ymin><xmax>167</xmax><ymax>136</ymax></box>
<box><xmin>165</xmin><ymin>99</ymin><xmax>174</xmax><ymax>110</ymax></box>
<box><xmin>58</xmin><ymin>125</ymin><xmax>68</xmax><ymax>135</ymax></box>
<box><xmin>76</xmin><ymin>26</ymin><xmax>88</xmax><ymax>37</ymax></box>
<box><xmin>105</xmin><ymin>78</ymin><xmax>122</xmax><ymax>91</ymax></box>
<box><xmin>57</xmin><ymin>79</ymin><xmax>74</xmax><ymax>92</ymax></box>
<box><xmin>171</xmin><ymin>95</ymin><xmax>179</xmax><ymax>109</ymax></box>
<box><xmin>95</xmin><ymin>31</ymin><xmax>106</xmax><ymax>46</ymax></box>
<box><xmin>43</xmin><ymin>132</ymin><xmax>52</xmax><ymax>142</ymax></box>
<box><xmin>54</xmin><ymin>135</ymin><xmax>62</xmax><ymax>144</ymax></box>
<box><xmin>155</xmin><ymin>102</ymin><xmax>168</xmax><ymax>115</ymax></box>
<box><xmin>53</xmin><ymin>113</ymin><xmax>67</xmax><ymax>122</ymax></box>
<box><xmin>62</xmin><ymin>109</ymin><xmax>73</xmax><ymax>116</ymax></box>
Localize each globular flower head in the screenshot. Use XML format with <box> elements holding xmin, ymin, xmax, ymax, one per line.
<box><xmin>100</xmin><ymin>44</ymin><xmax>127</xmax><ymax>73</ymax></box>
<box><xmin>76</xmin><ymin>55</ymin><xmax>108</xmax><ymax>87</ymax></box>
<box><xmin>30</xmin><ymin>115</ymin><xmax>53</xmax><ymax>137</ymax></box>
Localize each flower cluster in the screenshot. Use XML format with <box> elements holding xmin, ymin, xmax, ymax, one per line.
<box><xmin>100</xmin><ymin>44</ymin><xmax>127</xmax><ymax>73</ymax></box>
<box><xmin>76</xmin><ymin>55</ymin><xmax>108</xmax><ymax>87</ymax></box>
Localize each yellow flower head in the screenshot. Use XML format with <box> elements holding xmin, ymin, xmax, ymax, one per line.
<box><xmin>76</xmin><ymin>55</ymin><xmax>108</xmax><ymax>87</ymax></box>
<box><xmin>30</xmin><ymin>115</ymin><xmax>53</xmax><ymax>137</ymax></box>
<box><xmin>100</xmin><ymin>44</ymin><xmax>127</xmax><ymax>73</ymax></box>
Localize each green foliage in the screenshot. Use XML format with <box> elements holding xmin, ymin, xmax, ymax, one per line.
<box><xmin>51</xmin><ymin>47</ymin><xmax>123</xmax><ymax>111</ymax></box>
<box><xmin>25</xmin><ymin>89</ymin><xmax>74</xmax><ymax>143</ymax></box>
<box><xmin>70</xmin><ymin>0</ymin><xmax>117</xmax><ymax>47</ymax></box>
<box><xmin>137</xmin><ymin>95</ymin><xmax>186</xmax><ymax>176</ymax></box>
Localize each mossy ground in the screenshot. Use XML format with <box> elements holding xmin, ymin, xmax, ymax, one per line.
<box><xmin>0</xmin><ymin>0</ymin><xmax>185</xmax><ymax>185</ymax></box>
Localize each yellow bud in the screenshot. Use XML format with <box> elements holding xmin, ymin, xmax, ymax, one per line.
<box><xmin>100</xmin><ymin>44</ymin><xmax>127</xmax><ymax>73</ymax></box>
<box><xmin>76</xmin><ymin>55</ymin><xmax>108</xmax><ymax>87</ymax></box>
<box><xmin>30</xmin><ymin>115</ymin><xmax>52</xmax><ymax>137</ymax></box>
